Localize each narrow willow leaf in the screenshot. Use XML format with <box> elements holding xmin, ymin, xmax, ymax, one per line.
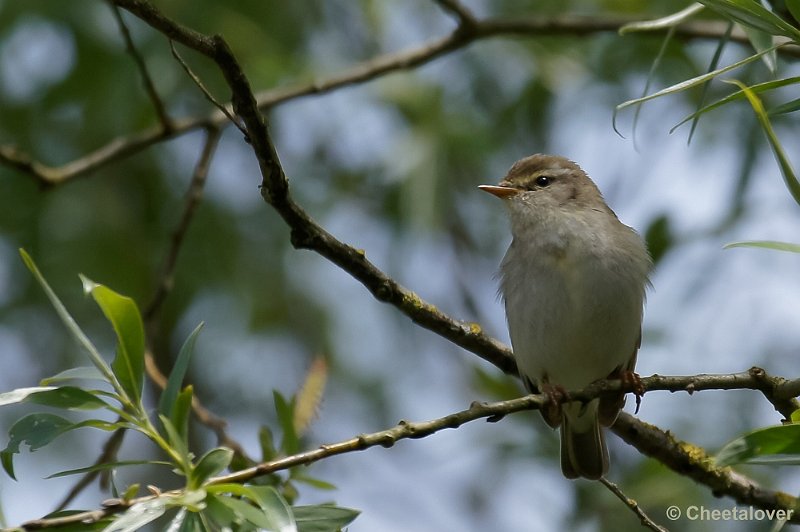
<box><xmin>81</xmin><ymin>276</ymin><xmax>145</xmax><ymax>405</ymax></box>
<box><xmin>47</xmin><ymin>460</ymin><xmax>171</xmax><ymax>478</ymax></box>
<box><xmin>724</xmin><ymin>240</ymin><xmax>800</xmax><ymax>252</ymax></box>
<box><xmin>103</xmin><ymin>497</ymin><xmax>169</xmax><ymax>532</ymax></box>
<box><xmin>25</xmin><ymin>387</ymin><xmax>109</xmax><ymax>410</ymax></box>
<box><xmin>788</xmin><ymin>0</ymin><xmax>800</xmax><ymax>24</ymax></box>
<box><xmin>248</xmin><ymin>486</ymin><xmax>297</xmax><ymax>532</ymax></box>
<box><xmin>672</xmin><ymin>76</ymin><xmax>800</xmax><ymax>133</ymax></box>
<box><xmin>741</xmin><ymin>26</ymin><xmax>776</xmax><ymax>73</ymax></box>
<box><xmin>18</xmin><ymin>250</ymin><xmax>115</xmax><ymax>385</ymax></box>
<box><xmin>291</xmin><ymin>473</ymin><xmax>337</xmax><ymax>491</ymax></box>
<box><xmin>727</xmin><ymin>80</ymin><xmax>800</xmax><ymax>206</ymax></box>
<box><xmin>2</xmin><ymin>413</ymin><xmax>75</xmax><ymax>479</ymax></box>
<box><xmin>688</xmin><ymin>22</ymin><xmax>733</xmax><ymax>144</ymax></box>
<box><xmin>769</xmin><ymin>96</ymin><xmax>800</xmax><ymax>115</ymax></box>
<box><xmin>204</xmin><ymin>493</ymin><xmax>239</xmax><ymax>528</ymax></box>
<box><xmin>191</xmin><ymin>447</ymin><xmax>233</xmax><ymax>488</ymax></box>
<box><xmin>0</xmin><ymin>387</ymin><xmax>55</xmax><ymax>407</ymax></box>
<box><xmin>41</xmin><ymin>366</ymin><xmax>106</xmax><ymax>385</ymax></box>
<box><xmin>620</xmin><ymin>3</ymin><xmax>705</xmax><ymax>34</ymax></box>
<box><xmin>614</xmin><ymin>43</ymin><xmax>783</xmax><ymax>133</ymax></box>
<box><xmin>171</xmin><ymin>385</ymin><xmax>194</xmax><ymax>443</ymax></box>
<box><xmin>716</xmin><ymin>424</ymin><xmax>800</xmax><ymax>466</ymax></box>
<box><xmin>632</xmin><ymin>27</ymin><xmax>676</xmax><ymax>147</ymax></box>
<box><xmin>159</xmin><ymin>323</ymin><xmax>204</xmax><ymax>419</ymax></box>
<box><xmin>697</xmin><ymin>0</ymin><xmax>800</xmax><ymax>41</ymax></box>
<box><xmin>293</xmin><ymin>505</ymin><xmax>360</xmax><ymax>532</ymax></box>
<box><xmin>293</xmin><ymin>357</ymin><xmax>327</xmax><ymax>436</ymax></box>
<box><xmin>159</xmin><ymin>414</ymin><xmax>191</xmax><ymax>473</ymax></box>
<box><xmin>214</xmin><ymin>494</ymin><xmax>293</xmax><ymax>531</ymax></box>
<box><xmin>274</xmin><ymin>391</ymin><xmax>299</xmax><ymax>455</ymax></box>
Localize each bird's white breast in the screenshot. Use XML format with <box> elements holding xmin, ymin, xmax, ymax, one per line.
<box><xmin>500</xmin><ymin>209</ymin><xmax>647</xmax><ymax>390</ymax></box>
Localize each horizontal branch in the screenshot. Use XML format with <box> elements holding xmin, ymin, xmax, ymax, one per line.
<box><xmin>613</xmin><ymin>412</ymin><xmax>799</xmax><ymax>522</ymax></box>
<box><xmin>4</xmin><ymin>9</ymin><xmax>791</xmax><ymax>185</ymax></box>
<box><xmin>21</xmin><ymin>374</ymin><xmax>800</xmax><ymax>528</ymax></box>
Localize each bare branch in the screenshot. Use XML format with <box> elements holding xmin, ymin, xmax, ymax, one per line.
<box><xmin>612</xmin><ymin>412</ymin><xmax>796</xmax><ymax>516</ymax></box>
<box><xmin>599</xmin><ymin>477</ymin><xmax>668</xmax><ymax>532</ymax></box>
<box><xmin>20</xmin><ymin>384</ymin><xmax>800</xmax><ymax>529</ymax></box>
<box><xmin>109</xmin><ymin>2</ymin><xmax>172</xmax><ymax>130</ymax></box>
<box><xmin>145</xmin><ymin>126</ymin><xmax>221</xmax><ymax>320</ymax></box>
<box><xmin>5</xmin><ymin>11</ymin><xmax>795</xmax><ymax>186</ymax></box>
<box><xmin>169</xmin><ymin>42</ymin><xmax>247</xmax><ymax>136</ymax></box>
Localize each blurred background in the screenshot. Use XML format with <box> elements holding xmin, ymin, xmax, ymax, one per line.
<box><xmin>2</xmin><ymin>1</ymin><xmax>800</xmax><ymax>530</ymax></box>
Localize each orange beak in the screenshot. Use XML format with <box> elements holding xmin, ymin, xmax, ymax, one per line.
<box><xmin>478</xmin><ymin>184</ymin><xmax>519</xmax><ymax>198</ymax></box>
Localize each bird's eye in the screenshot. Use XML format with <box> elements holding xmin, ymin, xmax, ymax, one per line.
<box><xmin>535</xmin><ymin>175</ymin><xmax>552</xmax><ymax>187</ymax></box>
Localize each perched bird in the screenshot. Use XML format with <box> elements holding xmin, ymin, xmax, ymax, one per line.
<box><xmin>480</xmin><ymin>154</ymin><xmax>650</xmax><ymax>480</ymax></box>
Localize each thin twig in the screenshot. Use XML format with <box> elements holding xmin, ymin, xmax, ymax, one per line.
<box><xmin>169</xmin><ymin>41</ymin><xmax>248</xmax><ymax>137</ymax></box>
<box><xmin>145</xmin><ymin>126</ymin><xmax>221</xmax><ymax>320</ymax></box>
<box><xmin>600</xmin><ymin>477</ymin><xmax>668</xmax><ymax>532</ymax></box>
<box><xmin>108</xmin><ymin>2</ymin><xmax>172</xmax><ymax>130</ymax></box>
<box><xmin>5</xmin><ymin>12</ymin><xmax>796</xmax><ymax>185</ymax></box>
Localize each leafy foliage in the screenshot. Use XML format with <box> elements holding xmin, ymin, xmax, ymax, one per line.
<box><xmin>0</xmin><ymin>252</ymin><xmax>357</xmax><ymax>531</ymax></box>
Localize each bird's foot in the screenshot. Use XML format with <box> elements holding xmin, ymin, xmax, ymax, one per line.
<box><xmin>619</xmin><ymin>370</ymin><xmax>644</xmax><ymax>414</ymax></box>
<box><xmin>539</xmin><ymin>382</ymin><xmax>567</xmax><ymax>428</ymax></box>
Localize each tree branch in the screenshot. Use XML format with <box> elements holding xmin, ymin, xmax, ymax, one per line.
<box><xmin>4</xmin><ymin>10</ymin><xmax>793</xmax><ymax>186</ymax></box>
<box><xmin>599</xmin><ymin>477</ymin><xmax>668</xmax><ymax>532</ymax></box>
<box><xmin>109</xmin><ymin>2</ymin><xmax>173</xmax><ymax>131</ymax></box>
<box><xmin>19</xmin><ymin>378</ymin><xmax>800</xmax><ymax>529</ymax></box>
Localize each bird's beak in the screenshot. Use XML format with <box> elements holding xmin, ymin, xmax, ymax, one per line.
<box><xmin>478</xmin><ymin>184</ymin><xmax>519</xmax><ymax>198</ymax></box>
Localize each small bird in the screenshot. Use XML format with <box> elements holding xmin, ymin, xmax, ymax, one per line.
<box><xmin>480</xmin><ymin>154</ymin><xmax>650</xmax><ymax>480</ymax></box>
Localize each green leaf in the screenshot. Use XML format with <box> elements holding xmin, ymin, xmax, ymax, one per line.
<box><xmin>788</xmin><ymin>0</ymin><xmax>800</xmax><ymax>24</ymax></box>
<box><xmin>213</xmin><ymin>492</ymin><xmax>296</xmax><ymax>531</ymax></box>
<box><xmin>259</xmin><ymin>425</ymin><xmax>278</xmax><ymax>462</ymax></box>
<box><xmin>687</xmin><ymin>22</ymin><xmax>733</xmax><ymax>144</ymax></box>
<box><xmin>672</xmin><ymin>76</ymin><xmax>800</xmax><ymax>133</ymax></box>
<box><xmin>46</xmin><ymin>460</ymin><xmax>171</xmax><ymax>478</ymax></box>
<box><xmin>204</xmin><ymin>493</ymin><xmax>240</xmax><ymax>528</ymax></box>
<box><xmin>25</xmin><ymin>386</ymin><xmax>109</xmax><ymax>410</ymax></box>
<box><xmin>293</xmin><ymin>505</ymin><xmax>360</xmax><ymax>532</ymax></box>
<box><xmin>104</xmin><ymin>497</ymin><xmax>169</xmax><ymax>532</ymax></box>
<box><xmin>726</xmin><ymin>79</ymin><xmax>800</xmax><ymax>206</ymax></box>
<box><xmin>792</xmin><ymin>409</ymin><xmax>800</xmax><ymax>424</ymax></box>
<box><xmin>769</xmin><ymin>96</ymin><xmax>800</xmax><ymax>116</ymax></box>
<box><xmin>248</xmin><ymin>486</ymin><xmax>297</xmax><ymax>532</ymax></box>
<box><xmin>207</xmin><ymin>484</ymin><xmax>297</xmax><ymax>532</ymax></box>
<box><xmin>41</xmin><ymin>366</ymin><xmax>107</xmax><ymax>385</ymax></box>
<box><xmin>81</xmin><ymin>276</ymin><xmax>145</xmax><ymax>405</ymax></box>
<box><xmin>291</xmin><ymin>473</ymin><xmax>337</xmax><ymax>491</ymax></box>
<box><xmin>159</xmin><ymin>414</ymin><xmax>191</xmax><ymax>473</ymax></box>
<box><xmin>724</xmin><ymin>240</ymin><xmax>800</xmax><ymax>252</ymax></box>
<box><xmin>614</xmin><ymin>43</ymin><xmax>784</xmax><ymax>133</ymax></box>
<box><xmin>619</xmin><ymin>3</ymin><xmax>705</xmax><ymax>34</ymax></box>
<box><xmin>716</xmin><ymin>424</ymin><xmax>800</xmax><ymax>466</ymax></box>
<box><xmin>171</xmin><ymin>385</ymin><xmax>194</xmax><ymax>443</ymax></box>
<box><xmin>191</xmin><ymin>447</ymin><xmax>234</xmax><ymax>488</ymax></box>
<box><xmin>0</xmin><ymin>387</ymin><xmax>56</xmax><ymax>407</ymax></box>
<box><xmin>740</xmin><ymin>26</ymin><xmax>776</xmax><ymax>73</ymax></box>
<box><xmin>159</xmin><ymin>323</ymin><xmax>204</xmax><ymax>419</ymax></box>
<box><xmin>18</xmin><ymin>250</ymin><xmax>115</xmax><ymax>385</ymax></box>
<box><xmin>274</xmin><ymin>391</ymin><xmax>299</xmax><ymax>455</ymax></box>
<box><xmin>2</xmin><ymin>413</ymin><xmax>76</xmax><ymax>479</ymax></box>
<box><xmin>696</xmin><ymin>0</ymin><xmax>800</xmax><ymax>41</ymax></box>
